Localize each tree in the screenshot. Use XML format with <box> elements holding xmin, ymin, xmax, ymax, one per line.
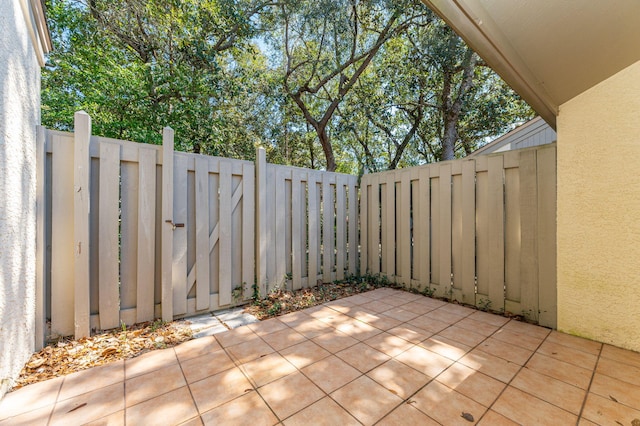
<box><xmin>264</xmin><ymin>0</ymin><xmax>429</xmax><ymax>171</ymax></box>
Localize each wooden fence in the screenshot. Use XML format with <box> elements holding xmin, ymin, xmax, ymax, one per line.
<box><xmin>35</xmin><ymin>112</ymin><xmax>357</xmax><ymax>344</ymax></box>
<box><xmin>35</xmin><ymin>112</ymin><xmax>557</xmax><ymax>346</ymax></box>
<box><xmin>359</xmin><ymin>144</ymin><xmax>557</xmax><ymax>328</ymax></box>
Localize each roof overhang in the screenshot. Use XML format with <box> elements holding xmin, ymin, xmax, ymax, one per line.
<box><xmin>18</xmin><ymin>0</ymin><xmax>52</xmax><ymax>67</ymax></box>
<box><xmin>421</xmin><ymin>0</ymin><xmax>640</xmax><ymax>129</ymax></box>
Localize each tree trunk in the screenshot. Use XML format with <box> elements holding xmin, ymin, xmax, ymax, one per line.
<box><xmin>440</xmin><ymin>114</ymin><xmax>457</xmax><ymax>161</ymax></box>
<box><xmin>318</xmin><ymin>125</ymin><xmax>337</xmax><ymax>171</ymax></box>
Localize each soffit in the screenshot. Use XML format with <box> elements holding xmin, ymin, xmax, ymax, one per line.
<box><xmin>422</xmin><ymin>0</ymin><xmax>640</xmax><ymax>128</ymax></box>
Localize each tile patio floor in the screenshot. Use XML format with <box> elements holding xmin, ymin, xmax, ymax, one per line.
<box><xmin>2</xmin><ymin>288</ymin><xmax>640</xmax><ymax>425</ymax></box>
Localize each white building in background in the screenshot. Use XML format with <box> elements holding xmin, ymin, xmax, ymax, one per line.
<box><xmin>468</xmin><ymin>116</ymin><xmax>556</xmax><ymax>158</ymax></box>
<box><xmin>0</xmin><ymin>0</ymin><xmax>51</xmax><ymax>398</ymax></box>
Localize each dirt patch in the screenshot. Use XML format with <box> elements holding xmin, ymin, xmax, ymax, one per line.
<box><xmin>13</xmin><ymin>320</ymin><xmax>193</xmax><ymax>391</ymax></box>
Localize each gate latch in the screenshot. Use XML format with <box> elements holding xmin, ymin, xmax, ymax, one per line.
<box><xmin>165</xmin><ymin>220</ymin><xmax>185</xmax><ymax>230</ymax></box>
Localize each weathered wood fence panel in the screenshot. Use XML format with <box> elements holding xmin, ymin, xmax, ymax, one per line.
<box><xmin>255</xmin><ymin>158</ymin><xmax>359</xmax><ymax>295</ymax></box>
<box><xmin>360</xmin><ymin>144</ymin><xmax>557</xmax><ymax>328</ymax></box>
<box><xmin>37</xmin><ymin>113</ymin><xmax>358</xmax><ymax>343</ymax></box>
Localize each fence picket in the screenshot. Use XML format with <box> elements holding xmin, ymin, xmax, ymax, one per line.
<box><xmin>136</xmin><ymin>147</ymin><xmax>157</xmax><ymax>322</ymax></box>
<box><xmin>195</xmin><ymin>156</ymin><xmax>210</xmax><ymax>311</ymax></box>
<box><xmin>172</xmin><ymin>155</ymin><xmax>188</xmax><ymax>316</ymax></box>
<box><xmin>487</xmin><ymin>155</ymin><xmax>505</xmax><ymax>311</ymax></box>
<box><xmin>218</xmin><ymin>161</ymin><xmax>232</xmax><ymax>306</ymax></box>
<box><xmin>74</xmin><ymin>112</ymin><xmax>91</xmax><ymax>338</ymax></box>
<box><xmin>336</xmin><ymin>176</ymin><xmax>346</xmax><ymax>281</ymax></box>
<box><xmin>161</xmin><ymin>127</ymin><xmax>174</xmax><ymax>321</ymax></box>
<box><xmin>308</xmin><ymin>173</ymin><xmax>319</xmax><ymax>286</ymax></box>
<box><xmin>398</xmin><ymin>171</ymin><xmax>411</xmax><ymax>286</ymax></box>
<box><xmin>98</xmin><ymin>142</ymin><xmax>120</xmax><ymax>329</ymax></box>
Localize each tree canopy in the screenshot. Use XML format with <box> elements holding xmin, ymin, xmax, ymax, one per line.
<box><xmin>42</xmin><ymin>0</ymin><xmax>533</xmax><ymax>171</ymax></box>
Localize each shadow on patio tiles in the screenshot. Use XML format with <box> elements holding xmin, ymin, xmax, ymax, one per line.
<box><xmin>3</xmin><ymin>287</ymin><xmax>640</xmax><ymax>425</ymax></box>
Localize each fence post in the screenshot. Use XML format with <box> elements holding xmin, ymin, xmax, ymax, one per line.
<box><xmin>73</xmin><ymin>111</ymin><xmax>91</xmax><ymax>339</ymax></box>
<box><xmin>255</xmin><ymin>147</ymin><xmax>267</xmax><ymax>298</ymax></box>
<box><xmin>35</xmin><ymin>125</ymin><xmax>46</xmax><ymax>349</ymax></box>
<box><xmin>161</xmin><ymin>127</ymin><xmax>174</xmax><ymax>321</ymax></box>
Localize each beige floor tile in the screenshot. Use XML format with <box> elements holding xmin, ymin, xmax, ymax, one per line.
<box><xmin>407</xmin><ymin>315</ymin><xmax>450</xmax><ymax>334</ymax></box>
<box><xmin>491</xmin><ymin>328</ymin><xmax>545</xmax><ymax>351</ymax></box>
<box><xmin>261</xmin><ymin>328</ymin><xmax>308</xmax><ymax>351</ymax></box>
<box><xmin>178</xmin><ymin>416</ymin><xmax>204</xmax><ymax>426</ymax></box>
<box><xmin>215</xmin><ymin>326</ymin><xmax>260</xmax><ymax>348</ymax></box>
<box><xmin>324</xmin><ymin>298</ymin><xmax>356</xmax><ymax>312</ymax></box>
<box><xmin>383</xmin><ymin>296</ymin><xmax>412</xmax><ymax>307</ymax></box>
<box><xmin>288</xmin><ymin>317</ymin><xmax>333</xmax><ymax>339</ymax></box>
<box><xmin>510</xmin><ymin>367</ymin><xmax>586</xmax><ymax>415</ymax></box>
<box><xmin>49</xmin><ymin>382</ymin><xmax>124</xmax><ymax>426</ymax></box>
<box><xmin>180</xmin><ymin>350</ymin><xmax>236</xmax><ymax>384</ymax></box>
<box><xmin>189</xmin><ymin>367</ymin><xmax>254</xmax><ymax>413</ymax></box>
<box><xmin>436</xmin><ymin>363</ymin><xmax>506</xmax><ymax>407</ymax></box>
<box><xmin>410</xmin><ymin>381</ymin><xmax>487</xmax><ymax>426</ymax></box>
<box><xmin>312</xmin><ymin>309</ymin><xmax>351</xmax><ymax>326</ymax></box>
<box><xmin>335</xmin><ymin>319</ymin><xmax>382</xmax><ymax>341</ymax></box>
<box><xmin>386</xmin><ymin>324</ymin><xmax>433</xmax><ymax>344</ymax></box>
<box><xmin>581</xmin><ymin>392</ymin><xmax>640</xmax><ymax>425</ymax></box>
<box><xmin>477</xmin><ymin>410</ymin><xmax>519</xmax><ymax>425</ymax></box>
<box><xmin>590</xmin><ymin>372</ymin><xmax>640</xmax><ymax>410</ymax></box>
<box><xmin>477</xmin><ymin>336</ymin><xmax>533</xmax><ymax>365</ymax></box>
<box><xmin>364</xmin><ymin>332</ymin><xmax>414</xmax><ymax>357</ymax></box>
<box><xmin>367</xmin><ymin>359</ymin><xmax>429</xmax><ymax>399</ymax></box>
<box><xmin>248</xmin><ymin>318</ymin><xmax>290</xmax><ymax>336</ymax></box>
<box><xmin>283</xmin><ymin>396</ymin><xmax>360</xmax><ymax>426</ymax></box>
<box><xmin>258</xmin><ymin>372</ymin><xmax>324</xmax><ymax>420</ymax></box>
<box><xmin>455</xmin><ymin>318</ymin><xmax>500</xmax><ymax>336</ymax></box>
<box><xmin>438</xmin><ymin>303</ymin><xmax>475</xmax><ymax>318</ymax></box>
<box><xmin>360</xmin><ymin>300</ymin><xmax>395</xmax><ymax>313</ymax></box>
<box><xmin>492</xmin><ymin>387</ymin><xmax>577</xmax><ymax>425</ymax></box>
<box><xmin>597</xmin><ymin>356</ymin><xmax>640</xmax><ymax>386</ymax></box>
<box><xmin>537</xmin><ymin>340</ymin><xmax>598</xmax><ymax>370</ymax></box>
<box><xmin>125</xmin><ymin>348</ymin><xmax>178</xmax><ymax>379</ymax></box>
<box><xmin>174</xmin><ymin>336</ymin><xmax>222</xmax><ymax>362</ymax></box>
<box><xmin>412</xmin><ymin>297</ymin><xmax>447</xmax><ymax>310</ymax></box>
<box><xmin>467</xmin><ymin>310</ymin><xmax>510</xmax><ymax>327</ymax></box>
<box><xmin>423</xmin><ymin>309</ymin><xmax>467</xmax><ymax>325</ymax></box>
<box><xmin>226</xmin><ymin>338</ymin><xmax>275</xmax><ymax>364</ymax></box>
<box><xmin>0</xmin><ymin>403</ymin><xmax>53</xmax><ymax>426</ymax></box>
<box><xmin>396</xmin><ymin>345</ymin><xmax>454</xmax><ymax>378</ymax></box>
<box><xmin>499</xmin><ymin>320</ymin><xmax>550</xmax><ymax>340</ymax></box>
<box><xmin>125</xmin><ymin>362</ymin><xmax>186</xmax><ymax>407</ymax></box>
<box><xmin>126</xmin><ymin>386</ymin><xmax>198</xmax><ymax>426</ymax></box>
<box><xmin>57</xmin><ymin>360</ymin><xmax>124</xmax><ymax>401</ymax></box>
<box><xmin>200</xmin><ymin>391</ymin><xmax>278</xmax><ymax>426</ymax></box>
<box><xmin>336</xmin><ymin>342</ymin><xmax>391</xmax><ymax>373</ymax></box>
<box><xmin>382</xmin><ymin>307</ymin><xmax>420</xmax><ymax>322</ymax></box>
<box><xmin>301</xmin><ymin>355</ymin><xmax>361</xmax><ymax>393</ymax></box>
<box><xmin>545</xmin><ymin>331</ymin><xmax>602</xmax><ymax>355</ymax></box>
<box><xmin>312</xmin><ymin>330</ymin><xmax>359</xmax><ymax>353</ymax></box>
<box><xmin>577</xmin><ymin>418</ymin><xmax>599</xmax><ymax>426</ymax></box>
<box><xmin>365</xmin><ymin>314</ymin><xmax>404</xmax><ymax>331</ymax></box>
<box><xmin>377</xmin><ymin>402</ymin><xmax>440</xmax><ymax>426</ymax></box>
<box><xmin>401</xmin><ymin>301</ymin><xmax>438</xmax><ymax>315</ymax></box>
<box><xmin>280</xmin><ymin>340</ymin><xmax>331</xmax><ymax>369</ymax></box>
<box><xmin>419</xmin><ymin>335</ymin><xmax>472</xmax><ymax>361</ymax></box>
<box><xmin>525</xmin><ymin>353</ymin><xmax>593</xmax><ymax>389</ymax></box>
<box><xmin>600</xmin><ymin>344</ymin><xmax>640</xmax><ymax>369</ymax></box>
<box><xmin>344</xmin><ymin>294</ymin><xmax>377</xmax><ymax>305</ymax></box>
<box><xmin>277</xmin><ymin>311</ymin><xmax>311</xmax><ymax>325</ymax></box>
<box><xmin>240</xmin><ymin>353</ymin><xmax>297</xmax><ymax>387</ymax></box>
<box><xmin>83</xmin><ymin>410</ymin><xmax>125</xmax><ymax>426</ymax></box>
<box><xmin>0</xmin><ymin>375</ymin><xmax>63</xmax><ymax>420</ymax></box>
<box><xmin>438</xmin><ymin>325</ymin><xmax>486</xmax><ymax>347</ymax></box>
<box><xmin>458</xmin><ymin>349</ymin><xmax>521</xmax><ymax>383</ymax></box>
<box><xmin>330</xmin><ymin>375</ymin><xmax>402</xmax><ymax>426</ymax></box>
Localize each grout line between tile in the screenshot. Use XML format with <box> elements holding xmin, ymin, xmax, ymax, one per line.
<box><xmin>575</xmin><ymin>343</ymin><xmax>603</xmax><ymax>424</ymax></box>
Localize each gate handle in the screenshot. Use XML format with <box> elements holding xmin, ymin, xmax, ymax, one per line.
<box><xmin>165</xmin><ymin>220</ymin><xmax>185</xmax><ymax>230</ymax></box>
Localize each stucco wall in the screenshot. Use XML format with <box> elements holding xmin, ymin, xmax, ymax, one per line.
<box><xmin>0</xmin><ymin>0</ymin><xmax>41</xmax><ymax>396</ymax></box>
<box><xmin>557</xmin><ymin>61</ymin><xmax>640</xmax><ymax>351</ymax></box>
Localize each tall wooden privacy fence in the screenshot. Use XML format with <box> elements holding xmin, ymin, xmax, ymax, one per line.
<box><xmin>360</xmin><ymin>144</ymin><xmax>557</xmax><ymax>327</ymax></box>
<box><xmin>35</xmin><ymin>112</ymin><xmax>358</xmax><ymax>345</ymax></box>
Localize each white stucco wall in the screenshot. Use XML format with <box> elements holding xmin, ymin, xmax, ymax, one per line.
<box><xmin>557</xmin><ymin>61</ymin><xmax>640</xmax><ymax>351</ymax></box>
<box><xmin>0</xmin><ymin>0</ymin><xmax>41</xmax><ymax>397</ymax></box>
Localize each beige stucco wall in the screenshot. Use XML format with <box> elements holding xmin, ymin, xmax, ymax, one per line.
<box><xmin>557</xmin><ymin>60</ymin><xmax>640</xmax><ymax>351</ymax></box>
<box><xmin>0</xmin><ymin>0</ymin><xmax>41</xmax><ymax>397</ymax></box>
